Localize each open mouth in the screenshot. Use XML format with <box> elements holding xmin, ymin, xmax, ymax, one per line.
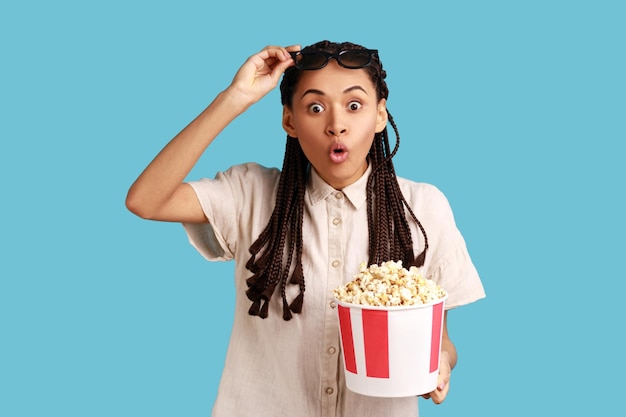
<box><xmin>330</xmin><ymin>142</ymin><xmax>349</xmax><ymax>163</ymax></box>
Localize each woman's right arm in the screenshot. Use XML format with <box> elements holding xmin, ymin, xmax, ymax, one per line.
<box><xmin>125</xmin><ymin>45</ymin><xmax>298</xmax><ymax>223</ymax></box>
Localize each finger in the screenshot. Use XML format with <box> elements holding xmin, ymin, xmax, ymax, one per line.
<box><xmin>268</xmin><ymin>56</ymin><xmax>295</xmax><ymax>83</ymax></box>
<box><xmin>249</xmin><ymin>45</ymin><xmax>299</xmax><ymax>75</ymax></box>
<box><xmin>263</xmin><ymin>44</ymin><xmax>300</xmax><ymax>54</ymax></box>
<box><xmin>429</xmin><ymin>379</ymin><xmax>450</xmax><ymax>405</ymax></box>
<box><xmin>258</xmin><ymin>45</ymin><xmax>292</xmax><ymax>62</ymax></box>
<box><xmin>437</xmin><ymin>372</ymin><xmax>450</xmax><ymax>390</ymax></box>
<box><xmin>242</xmin><ymin>47</ymin><xmax>283</xmax><ymax>73</ymax></box>
<box><xmin>263</xmin><ymin>46</ymin><xmax>297</xmax><ymax>76</ymax></box>
<box><xmin>285</xmin><ymin>44</ymin><xmax>301</xmax><ymax>53</ymax></box>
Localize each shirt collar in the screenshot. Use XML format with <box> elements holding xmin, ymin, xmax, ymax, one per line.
<box><xmin>307</xmin><ymin>163</ymin><xmax>371</xmax><ymax>209</ymax></box>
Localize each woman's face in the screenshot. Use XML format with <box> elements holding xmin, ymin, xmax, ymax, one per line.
<box><xmin>282</xmin><ymin>60</ymin><xmax>388</xmax><ymax>190</ymax></box>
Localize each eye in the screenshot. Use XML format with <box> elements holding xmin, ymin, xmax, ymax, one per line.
<box><xmin>308</xmin><ymin>103</ymin><xmax>325</xmax><ymax>114</ymax></box>
<box><xmin>348</xmin><ymin>101</ymin><xmax>362</xmax><ymax>111</ymax></box>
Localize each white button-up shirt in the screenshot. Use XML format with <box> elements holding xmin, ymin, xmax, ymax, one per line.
<box><xmin>183</xmin><ymin>162</ymin><xmax>485</xmax><ymax>417</ymax></box>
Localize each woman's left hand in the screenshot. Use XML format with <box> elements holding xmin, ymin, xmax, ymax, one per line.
<box><xmin>421</xmin><ymin>351</ymin><xmax>452</xmax><ymax>404</ymax></box>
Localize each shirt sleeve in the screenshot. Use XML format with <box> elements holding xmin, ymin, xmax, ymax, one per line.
<box><xmin>403</xmin><ymin>181</ymin><xmax>486</xmax><ymax>309</ymax></box>
<box><xmin>182</xmin><ymin>172</ymin><xmax>237</xmax><ymax>262</ymax></box>
<box><xmin>428</xmin><ymin>231</ymin><xmax>485</xmax><ymax>309</ymax></box>
<box><xmin>181</xmin><ymin>163</ymin><xmax>281</xmax><ymax>262</ymax></box>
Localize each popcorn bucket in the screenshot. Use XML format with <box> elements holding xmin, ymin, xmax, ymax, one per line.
<box><xmin>335</xmin><ymin>294</ymin><xmax>448</xmax><ymax>397</ymax></box>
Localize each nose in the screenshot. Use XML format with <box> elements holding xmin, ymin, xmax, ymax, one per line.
<box><xmin>326</xmin><ymin>108</ymin><xmax>347</xmax><ymax>138</ymax></box>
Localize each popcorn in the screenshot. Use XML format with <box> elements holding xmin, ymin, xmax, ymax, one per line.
<box><xmin>333</xmin><ymin>260</ymin><xmax>446</xmax><ymax>307</ymax></box>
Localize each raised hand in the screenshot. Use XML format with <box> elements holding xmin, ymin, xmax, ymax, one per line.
<box><xmin>228</xmin><ymin>45</ymin><xmax>300</xmax><ymax>108</ymax></box>
<box><xmin>126</xmin><ymin>44</ymin><xmax>301</xmax><ymax>223</ymax></box>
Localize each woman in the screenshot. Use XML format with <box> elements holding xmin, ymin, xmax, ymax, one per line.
<box><xmin>126</xmin><ymin>40</ymin><xmax>485</xmax><ymax>416</ymax></box>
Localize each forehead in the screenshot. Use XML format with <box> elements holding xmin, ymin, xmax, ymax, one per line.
<box><xmin>293</xmin><ymin>61</ymin><xmax>377</xmax><ymax>97</ymax></box>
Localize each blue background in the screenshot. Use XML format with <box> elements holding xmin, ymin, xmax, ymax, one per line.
<box><xmin>1</xmin><ymin>0</ymin><xmax>624</xmax><ymax>415</ymax></box>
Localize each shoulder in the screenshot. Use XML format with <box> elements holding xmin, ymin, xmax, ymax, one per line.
<box><xmin>223</xmin><ymin>162</ymin><xmax>281</xmax><ymax>180</ymax></box>
<box><xmin>202</xmin><ymin>162</ymin><xmax>281</xmax><ymax>191</ymax></box>
<box><xmin>395</xmin><ymin>176</ymin><xmax>457</xmax><ymax>228</ymax></box>
<box><xmin>396</xmin><ymin>176</ymin><xmax>450</xmax><ymax>206</ymax></box>
<box><xmin>188</xmin><ymin>163</ymin><xmax>281</xmax><ymax>203</ymax></box>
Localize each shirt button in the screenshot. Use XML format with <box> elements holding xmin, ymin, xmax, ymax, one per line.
<box><xmin>326</xmin><ymin>387</ymin><xmax>335</xmax><ymax>395</ymax></box>
<box><xmin>332</xmin><ymin>217</ymin><xmax>341</xmax><ymax>225</ymax></box>
<box><xmin>335</xmin><ymin>192</ymin><xmax>343</xmax><ymax>199</ymax></box>
<box><xmin>330</xmin><ymin>300</ymin><xmax>337</xmax><ymax>309</ymax></box>
<box><xmin>331</xmin><ymin>260</ymin><xmax>340</xmax><ymax>268</ymax></box>
<box><xmin>327</xmin><ymin>346</ymin><xmax>337</xmax><ymax>355</ymax></box>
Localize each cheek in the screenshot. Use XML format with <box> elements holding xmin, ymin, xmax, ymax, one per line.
<box><xmin>290</xmin><ymin>111</ymin><xmax>315</xmax><ymax>134</ymax></box>
<box><xmin>356</xmin><ymin>116</ymin><xmax>378</xmax><ymax>137</ymax></box>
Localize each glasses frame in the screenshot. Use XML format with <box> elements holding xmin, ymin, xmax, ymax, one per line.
<box><xmin>289</xmin><ymin>49</ymin><xmax>379</xmax><ymax>70</ymax></box>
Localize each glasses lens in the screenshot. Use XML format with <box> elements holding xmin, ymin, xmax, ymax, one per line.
<box><xmin>294</xmin><ymin>52</ymin><xmax>329</xmax><ymax>70</ymax></box>
<box><xmin>337</xmin><ymin>50</ymin><xmax>373</xmax><ymax>68</ymax></box>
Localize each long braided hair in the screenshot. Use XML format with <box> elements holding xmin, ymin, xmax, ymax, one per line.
<box><xmin>245</xmin><ymin>40</ymin><xmax>429</xmax><ymax>320</ymax></box>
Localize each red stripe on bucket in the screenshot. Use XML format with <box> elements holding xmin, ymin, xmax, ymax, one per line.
<box><xmin>337</xmin><ymin>305</ymin><xmax>357</xmax><ymax>374</ymax></box>
<box><xmin>430</xmin><ymin>301</ymin><xmax>444</xmax><ymax>372</ymax></box>
<box><xmin>362</xmin><ymin>309</ymin><xmax>389</xmax><ymax>378</ymax></box>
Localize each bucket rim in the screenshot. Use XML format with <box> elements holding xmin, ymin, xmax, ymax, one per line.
<box><xmin>334</xmin><ymin>292</ymin><xmax>448</xmax><ymax>311</ymax></box>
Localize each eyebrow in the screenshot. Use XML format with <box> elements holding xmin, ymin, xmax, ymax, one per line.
<box><xmin>300</xmin><ymin>85</ymin><xmax>369</xmax><ymax>99</ymax></box>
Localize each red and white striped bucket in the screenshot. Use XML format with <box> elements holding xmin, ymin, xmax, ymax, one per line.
<box><xmin>335</xmin><ymin>295</ymin><xmax>448</xmax><ymax>397</ymax></box>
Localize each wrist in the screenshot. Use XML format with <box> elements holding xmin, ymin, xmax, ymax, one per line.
<box><xmin>221</xmin><ymin>84</ymin><xmax>256</xmax><ymax>114</ymax></box>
